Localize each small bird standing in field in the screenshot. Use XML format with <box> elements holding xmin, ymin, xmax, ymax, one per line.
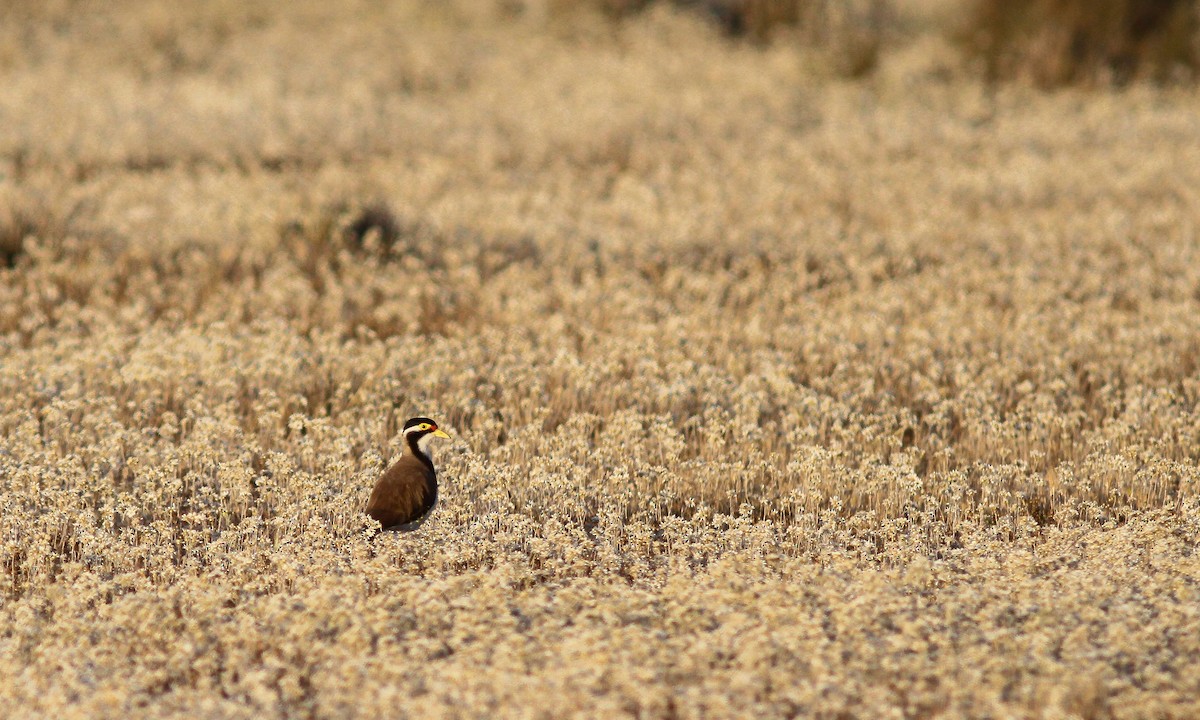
<box><xmin>366</xmin><ymin>417</ymin><xmax>450</xmax><ymax>532</ymax></box>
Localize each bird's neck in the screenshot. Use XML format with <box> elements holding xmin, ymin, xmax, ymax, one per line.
<box><xmin>405</xmin><ymin>433</ymin><xmax>435</xmax><ymax>471</ymax></box>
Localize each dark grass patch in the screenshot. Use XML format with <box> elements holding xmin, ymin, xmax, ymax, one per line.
<box><xmin>0</xmin><ymin>195</ymin><xmax>82</xmax><ymax>268</ymax></box>
<box><xmin>557</xmin><ymin>0</ymin><xmax>884</xmax><ymax>75</ymax></box>
<box><xmin>960</xmin><ymin>0</ymin><xmax>1200</xmax><ymax>86</ymax></box>
<box><xmin>0</xmin><ymin>232</ymin><xmax>23</xmax><ymax>269</ymax></box>
<box><xmin>345</xmin><ymin>203</ymin><xmax>402</xmax><ymax>251</ymax></box>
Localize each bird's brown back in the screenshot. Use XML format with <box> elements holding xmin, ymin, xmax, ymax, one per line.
<box><xmin>365</xmin><ymin>454</ymin><xmax>437</xmax><ymax>530</ymax></box>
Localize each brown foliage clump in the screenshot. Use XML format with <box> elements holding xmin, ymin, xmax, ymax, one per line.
<box><xmin>961</xmin><ymin>0</ymin><xmax>1200</xmax><ymax>85</ymax></box>
<box><xmin>556</xmin><ymin>0</ymin><xmax>887</xmax><ymax>75</ymax></box>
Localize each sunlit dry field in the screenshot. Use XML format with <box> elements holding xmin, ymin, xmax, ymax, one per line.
<box><xmin>3</xmin><ymin>1</ymin><xmax>1200</xmax><ymax>717</ymax></box>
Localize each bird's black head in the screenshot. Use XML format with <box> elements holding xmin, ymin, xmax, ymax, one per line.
<box><xmin>403</xmin><ymin>417</ymin><xmax>450</xmax><ymax>440</ymax></box>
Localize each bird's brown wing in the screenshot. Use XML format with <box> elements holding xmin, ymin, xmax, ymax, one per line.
<box><xmin>365</xmin><ymin>455</ymin><xmax>436</xmax><ymax>530</ymax></box>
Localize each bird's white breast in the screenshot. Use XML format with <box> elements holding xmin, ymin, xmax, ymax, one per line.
<box><xmin>416</xmin><ymin>433</ymin><xmax>437</xmax><ymax>459</ymax></box>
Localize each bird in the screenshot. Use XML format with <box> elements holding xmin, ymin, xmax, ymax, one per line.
<box><xmin>365</xmin><ymin>416</ymin><xmax>450</xmax><ymax>532</ymax></box>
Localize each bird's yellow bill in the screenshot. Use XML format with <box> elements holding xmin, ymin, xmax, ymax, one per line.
<box><xmin>432</xmin><ymin>429</ymin><xmax>451</xmax><ymax>439</ymax></box>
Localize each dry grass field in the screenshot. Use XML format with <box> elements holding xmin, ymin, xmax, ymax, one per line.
<box><xmin>3</xmin><ymin>1</ymin><xmax>1200</xmax><ymax>717</ymax></box>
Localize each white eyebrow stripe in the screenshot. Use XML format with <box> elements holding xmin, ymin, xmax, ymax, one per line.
<box><xmin>404</xmin><ymin>424</ymin><xmax>431</xmax><ymax>435</ymax></box>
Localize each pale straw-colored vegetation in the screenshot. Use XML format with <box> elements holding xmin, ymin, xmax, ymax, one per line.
<box><xmin>2</xmin><ymin>1</ymin><xmax>1200</xmax><ymax>717</ymax></box>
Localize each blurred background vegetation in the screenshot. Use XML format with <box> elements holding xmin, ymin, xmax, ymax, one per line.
<box><xmin>550</xmin><ymin>0</ymin><xmax>1200</xmax><ymax>84</ymax></box>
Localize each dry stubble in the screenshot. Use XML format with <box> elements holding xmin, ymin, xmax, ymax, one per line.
<box><xmin>2</xmin><ymin>1</ymin><xmax>1200</xmax><ymax>717</ymax></box>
